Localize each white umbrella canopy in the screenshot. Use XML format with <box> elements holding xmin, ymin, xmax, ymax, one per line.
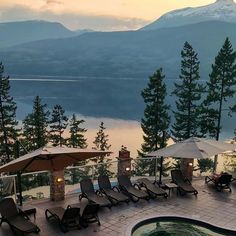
<box><xmin>147</xmin><ymin>137</ymin><xmax>236</xmax><ymax>159</ymax></box>
<box><xmin>0</xmin><ymin>146</ymin><xmax>112</xmax><ymax>173</ymax></box>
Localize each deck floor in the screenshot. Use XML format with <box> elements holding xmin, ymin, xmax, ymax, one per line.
<box><xmin>0</xmin><ymin>178</ymin><xmax>236</xmax><ymax>236</ymax></box>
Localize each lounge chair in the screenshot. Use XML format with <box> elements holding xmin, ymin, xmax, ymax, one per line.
<box><xmin>79</xmin><ymin>178</ymin><xmax>112</xmax><ymax>208</ymax></box>
<box><xmin>137</xmin><ymin>178</ymin><xmax>168</xmax><ymax>199</ymax></box>
<box><xmin>0</xmin><ymin>198</ymin><xmax>40</xmax><ymax>235</ymax></box>
<box><xmin>67</xmin><ymin>202</ymin><xmax>101</xmax><ymax>228</ymax></box>
<box><xmin>117</xmin><ymin>175</ymin><xmax>149</xmax><ymax>202</ymax></box>
<box><xmin>171</xmin><ymin>169</ymin><xmax>198</xmax><ymax>196</ymax></box>
<box><xmin>98</xmin><ymin>175</ymin><xmax>130</xmax><ymax>205</ymax></box>
<box><xmin>205</xmin><ymin>173</ymin><xmax>232</xmax><ymax>192</ymax></box>
<box><xmin>45</xmin><ymin>206</ymin><xmax>80</xmax><ymax>233</ymax></box>
<box><xmin>80</xmin><ymin>203</ymin><xmax>101</xmax><ymax>227</ymax></box>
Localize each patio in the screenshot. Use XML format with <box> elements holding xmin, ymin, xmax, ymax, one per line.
<box><xmin>0</xmin><ymin>178</ymin><xmax>235</xmax><ymax>236</ymax></box>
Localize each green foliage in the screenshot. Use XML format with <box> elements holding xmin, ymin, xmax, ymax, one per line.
<box><xmin>172</xmin><ymin>41</ymin><xmax>205</xmax><ymax>140</ymax></box>
<box><xmin>230</xmin><ymin>80</ymin><xmax>236</xmax><ymax>138</ymax></box>
<box><xmin>20</xmin><ymin>172</ymin><xmax>50</xmax><ymax>191</ymax></box>
<box><xmin>140</xmin><ymin>68</ymin><xmax>170</xmax><ymax>152</ymax></box>
<box><xmin>134</xmin><ymin>68</ymin><xmax>171</xmax><ymax>177</ymax></box>
<box><xmin>49</xmin><ymin>105</ymin><xmax>68</xmax><ymax>146</ymax></box>
<box><xmin>67</xmin><ymin>114</ymin><xmax>87</xmax><ymax>148</ymax></box>
<box><xmin>67</xmin><ymin>166</ymin><xmax>92</xmax><ymax>185</ymax></box>
<box><xmin>22</xmin><ymin>96</ymin><xmax>49</xmax><ymax>151</ymax></box>
<box><xmin>196</xmin><ymin>158</ymin><xmax>214</xmax><ymax>174</ymax></box>
<box><xmin>0</xmin><ymin>62</ymin><xmax>19</xmax><ymax>164</ymax></box>
<box><xmin>92</xmin><ymin>122</ymin><xmax>113</xmax><ymax>177</ymax></box>
<box><xmin>201</xmin><ymin>37</ymin><xmax>236</xmax><ymax>139</ymax></box>
<box><xmin>132</xmin><ymin>157</ymin><xmax>172</xmax><ymax>179</ymax></box>
<box><xmin>66</xmin><ymin>114</ymin><xmax>89</xmax><ymax>182</ymax></box>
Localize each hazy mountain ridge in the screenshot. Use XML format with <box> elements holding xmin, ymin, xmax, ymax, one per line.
<box><xmin>1</xmin><ymin>21</ymin><xmax>236</xmax><ymax>79</ymax></box>
<box><xmin>141</xmin><ymin>0</ymin><xmax>236</xmax><ymax>30</ymax></box>
<box><xmin>0</xmin><ymin>20</ymin><xmax>76</xmax><ymax>48</ymax></box>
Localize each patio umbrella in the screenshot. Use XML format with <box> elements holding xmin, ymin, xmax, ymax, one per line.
<box><xmin>0</xmin><ymin>146</ymin><xmax>112</xmax><ymax>205</ymax></box>
<box><xmin>0</xmin><ymin>146</ymin><xmax>111</xmax><ymax>173</ymax></box>
<box><xmin>147</xmin><ymin>137</ymin><xmax>236</xmax><ymax>182</ymax></box>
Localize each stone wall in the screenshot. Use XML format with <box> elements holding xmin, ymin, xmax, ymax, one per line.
<box><xmin>117</xmin><ymin>148</ymin><xmax>132</xmax><ymax>177</ymax></box>
<box><xmin>50</xmin><ymin>170</ymin><xmax>65</xmax><ymax>201</ymax></box>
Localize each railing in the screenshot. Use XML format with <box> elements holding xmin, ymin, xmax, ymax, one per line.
<box><xmin>0</xmin><ymin>156</ymin><xmax>213</xmax><ymax>202</ymax></box>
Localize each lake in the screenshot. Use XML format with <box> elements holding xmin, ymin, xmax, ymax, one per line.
<box><xmin>10</xmin><ymin>76</ymin><xmax>235</xmax><ymax>172</ymax></box>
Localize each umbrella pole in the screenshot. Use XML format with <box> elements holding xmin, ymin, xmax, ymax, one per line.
<box><xmin>15</xmin><ymin>140</ymin><xmax>23</xmax><ymax>206</ymax></box>
<box><xmin>159</xmin><ymin>156</ymin><xmax>163</xmax><ymax>184</ymax></box>
<box><xmin>154</xmin><ymin>158</ymin><xmax>157</xmax><ymax>182</ymax></box>
<box><xmin>17</xmin><ymin>172</ymin><xmax>23</xmax><ymax>206</ymax></box>
<box><xmin>213</xmin><ymin>154</ymin><xmax>218</xmax><ymax>172</ymax></box>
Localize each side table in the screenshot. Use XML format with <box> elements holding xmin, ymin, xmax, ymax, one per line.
<box><xmin>164</xmin><ymin>183</ymin><xmax>178</xmax><ymax>197</ymax></box>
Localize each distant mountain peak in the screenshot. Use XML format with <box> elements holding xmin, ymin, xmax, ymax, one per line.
<box><xmin>216</xmin><ymin>0</ymin><xmax>234</xmax><ymax>3</ymax></box>
<box><xmin>141</xmin><ymin>0</ymin><xmax>236</xmax><ymax>30</ymax></box>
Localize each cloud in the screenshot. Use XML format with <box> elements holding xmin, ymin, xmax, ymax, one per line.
<box><xmin>0</xmin><ymin>5</ymin><xmax>149</xmax><ymax>31</ymax></box>
<box><xmin>46</xmin><ymin>0</ymin><xmax>63</xmax><ymax>4</ymax></box>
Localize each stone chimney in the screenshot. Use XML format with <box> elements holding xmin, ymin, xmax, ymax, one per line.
<box><xmin>117</xmin><ymin>146</ymin><xmax>132</xmax><ymax>177</ymax></box>
<box><xmin>50</xmin><ymin>170</ymin><xmax>65</xmax><ymax>201</ymax></box>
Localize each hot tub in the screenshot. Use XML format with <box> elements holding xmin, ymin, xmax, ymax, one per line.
<box><xmin>132</xmin><ymin>216</ymin><xmax>236</xmax><ymax>236</ymax></box>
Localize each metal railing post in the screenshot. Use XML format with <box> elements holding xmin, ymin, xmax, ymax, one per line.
<box><xmin>13</xmin><ymin>176</ymin><xmax>17</xmax><ymax>202</ymax></box>
<box><xmin>155</xmin><ymin>157</ymin><xmax>157</xmax><ymax>182</ymax></box>
<box><xmin>92</xmin><ymin>165</ymin><xmax>94</xmax><ymax>182</ymax></box>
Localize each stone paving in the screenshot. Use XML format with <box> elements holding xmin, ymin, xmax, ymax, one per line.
<box><xmin>0</xmin><ymin>178</ymin><xmax>236</xmax><ymax>236</ymax></box>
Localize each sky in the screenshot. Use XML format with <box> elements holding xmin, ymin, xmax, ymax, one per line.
<box><xmin>0</xmin><ymin>0</ymin><xmax>216</xmax><ymax>31</ymax></box>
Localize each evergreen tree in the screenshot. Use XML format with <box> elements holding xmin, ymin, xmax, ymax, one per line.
<box><xmin>201</xmin><ymin>38</ymin><xmax>236</xmax><ymax>139</ymax></box>
<box><xmin>92</xmin><ymin>122</ymin><xmax>113</xmax><ymax>177</ymax></box>
<box><xmin>134</xmin><ymin>68</ymin><xmax>171</xmax><ymax>177</ymax></box>
<box><xmin>67</xmin><ymin>114</ymin><xmax>87</xmax><ymax>148</ymax></box>
<box><xmin>0</xmin><ymin>62</ymin><xmax>19</xmax><ymax>164</ymax></box>
<box><xmin>172</xmin><ymin>41</ymin><xmax>205</xmax><ymax>140</ymax></box>
<box><xmin>229</xmin><ymin>105</ymin><xmax>236</xmax><ymax>142</ymax></box>
<box><xmin>201</xmin><ymin>38</ymin><xmax>236</xmax><ymax>170</ymax></box>
<box><xmin>49</xmin><ymin>105</ymin><xmax>68</xmax><ymax>146</ymax></box>
<box><xmin>67</xmin><ymin>114</ymin><xmax>88</xmax><ymax>184</ymax></box>
<box><xmin>22</xmin><ymin>96</ymin><xmax>49</xmax><ymax>151</ymax></box>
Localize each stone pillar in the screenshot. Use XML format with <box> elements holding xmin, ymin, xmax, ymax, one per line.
<box><xmin>180</xmin><ymin>158</ymin><xmax>194</xmax><ymax>181</ymax></box>
<box><xmin>117</xmin><ymin>147</ymin><xmax>132</xmax><ymax>177</ymax></box>
<box><xmin>50</xmin><ymin>170</ymin><xmax>65</xmax><ymax>201</ymax></box>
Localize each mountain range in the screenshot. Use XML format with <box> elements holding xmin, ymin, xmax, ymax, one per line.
<box><xmin>1</xmin><ymin>20</ymin><xmax>236</xmax><ymax>79</ymax></box>
<box><xmin>0</xmin><ymin>20</ymin><xmax>95</xmax><ymax>48</ymax></box>
<box><xmin>142</xmin><ymin>0</ymin><xmax>236</xmax><ymax>30</ymax></box>
<box><xmin>0</xmin><ymin>0</ymin><xmax>236</xmax><ymax>78</ymax></box>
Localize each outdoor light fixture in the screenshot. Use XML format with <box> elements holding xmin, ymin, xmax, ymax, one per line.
<box><xmin>188</xmin><ymin>163</ymin><xmax>193</xmax><ymax>166</ymax></box>
<box><xmin>56</xmin><ymin>177</ymin><xmax>63</xmax><ymax>183</ymax></box>
<box><xmin>125</xmin><ymin>167</ymin><xmax>130</xmax><ymax>171</ymax></box>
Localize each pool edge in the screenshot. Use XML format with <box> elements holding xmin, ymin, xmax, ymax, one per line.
<box><xmin>124</xmin><ymin>214</ymin><xmax>236</xmax><ymax>236</ymax></box>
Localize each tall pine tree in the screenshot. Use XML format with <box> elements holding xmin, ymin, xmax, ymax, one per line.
<box><xmin>172</xmin><ymin>41</ymin><xmax>205</xmax><ymax>140</ymax></box>
<box><xmin>134</xmin><ymin>68</ymin><xmax>171</xmax><ymax>177</ymax></box>
<box><xmin>201</xmin><ymin>37</ymin><xmax>236</xmax><ymax>170</ymax></box>
<box><xmin>67</xmin><ymin>114</ymin><xmax>87</xmax><ymax>148</ymax></box>
<box><xmin>171</xmin><ymin>42</ymin><xmax>205</xmax><ymax>179</ymax></box>
<box><xmin>49</xmin><ymin>105</ymin><xmax>68</xmax><ymax>146</ymax></box>
<box><xmin>67</xmin><ymin>114</ymin><xmax>88</xmax><ymax>184</ymax></box>
<box><xmin>22</xmin><ymin>96</ymin><xmax>49</xmax><ymax>151</ymax></box>
<box><xmin>92</xmin><ymin>122</ymin><xmax>113</xmax><ymax>177</ymax></box>
<box><xmin>0</xmin><ymin>62</ymin><xmax>19</xmax><ymax>164</ymax></box>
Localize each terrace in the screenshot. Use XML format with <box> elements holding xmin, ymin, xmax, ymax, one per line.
<box><xmin>0</xmin><ymin>177</ymin><xmax>236</xmax><ymax>236</ymax></box>
<box><xmin>0</xmin><ymin>146</ymin><xmax>236</xmax><ymax>236</ymax></box>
